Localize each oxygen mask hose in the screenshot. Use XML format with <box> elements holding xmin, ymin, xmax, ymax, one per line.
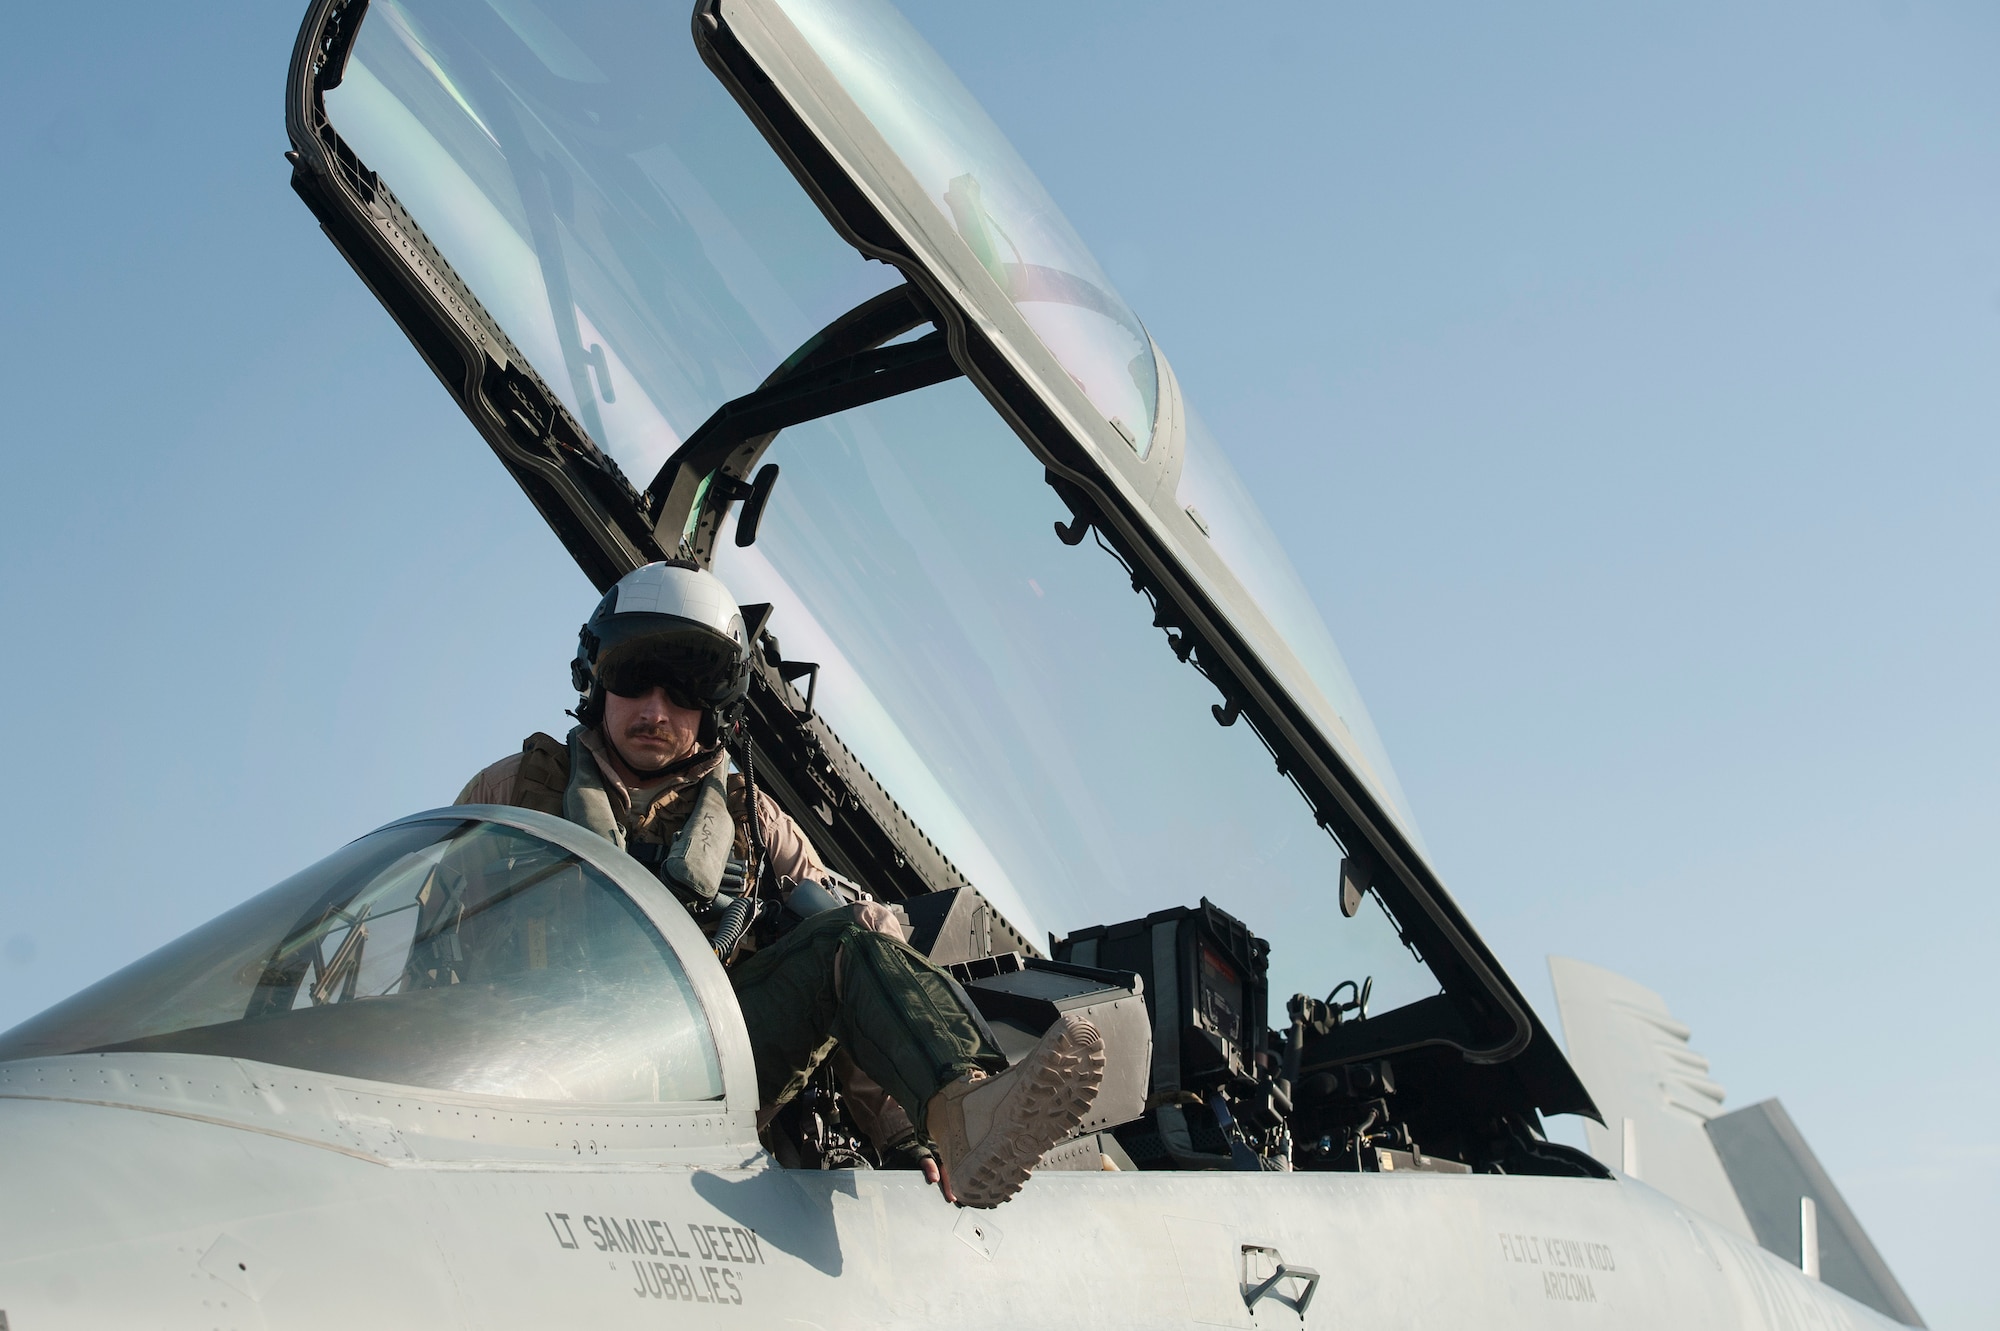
<box><xmin>720</xmin><ymin>715</ymin><xmax>776</xmax><ymax>960</ymax></box>
<box><xmin>710</xmin><ymin>894</ymin><xmax>762</xmax><ymax>959</ymax></box>
<box><xmin>728</xmin><ymin>718</ymin><xmax>774</xmax><ymax>903</ymax></box>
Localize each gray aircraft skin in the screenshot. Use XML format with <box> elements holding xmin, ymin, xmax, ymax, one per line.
<box><xmin>0</xmin><ymin>1</ymin><xmax>1912</xmax><ymax>1328</ymax></box>
<box><xmin>0</xmin><ymin>806</ymin><xmax>1897</xmax><ymax>1331</ymax></box>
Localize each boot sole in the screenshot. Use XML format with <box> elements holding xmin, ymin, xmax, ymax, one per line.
<box><xmin>952</xmin><ymin>1014</ymin><xmax>1106</xmax><ymax>1208</ymax></box>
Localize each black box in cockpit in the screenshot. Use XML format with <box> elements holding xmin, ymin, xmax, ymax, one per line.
<box><xmin>1053</xmin><ymin>898</ymin><xmax>1270</xmax><ymax>1093</ymax></box>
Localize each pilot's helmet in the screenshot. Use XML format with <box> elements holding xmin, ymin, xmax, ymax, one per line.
<box><xmin>572</xmin><ymin>560</ymin><xmax>750</xmax><ymax>727</ymax></box>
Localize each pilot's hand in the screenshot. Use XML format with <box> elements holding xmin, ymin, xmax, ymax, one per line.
<box><xmin>880</xmin><ymin>1133</ymin><xmax>940</xmax><ymax>1187</ymax></box>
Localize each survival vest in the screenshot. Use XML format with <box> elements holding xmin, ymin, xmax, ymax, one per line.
<box><xmin>508</xmin><ymin>729</ymin><xmax>755</xmax><ymax>908</ymax></box>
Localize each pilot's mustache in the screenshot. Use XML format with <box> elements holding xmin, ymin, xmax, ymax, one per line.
<box><xmin>623</xmin><ymin>721</ymin><xmax>680</xmax><ymax>740</ymax></box>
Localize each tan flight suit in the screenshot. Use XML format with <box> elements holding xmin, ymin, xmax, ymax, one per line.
<box><xmin>457</xmin><ymin>728</ymin><xmax>1002</xmax><ymax>1147</ymax></box>
<box><xmin>456</xmin><ymin>727</ymin><xmax>823</xmax><ymax>893</ymax></box>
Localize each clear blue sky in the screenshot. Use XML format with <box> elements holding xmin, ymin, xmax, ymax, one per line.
<box><xmin>2</xmin><ymin>2</ymin><xmax>1994</xmax><ymax>1324</ymax></box>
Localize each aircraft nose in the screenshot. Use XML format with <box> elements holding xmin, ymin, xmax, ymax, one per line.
<box><xmin>0</xmin><ymin>1084</ymin><xmax>451</xmax><ymax>1330</ymax></box>
<box><xmin>0</xmin><ymin>1095</ymin><xmax>281</xmax><ymax>1324</ymax></box>
<box><xmin>0</xmin><ymin>1079</ymin><xmax>469</xmax><ymax>1330</ymax></box>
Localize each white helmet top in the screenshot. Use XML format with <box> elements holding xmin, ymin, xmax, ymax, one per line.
<box><xmin>572</xmin><ymin>561</ymin><xmax>750</xmax><ymax>714</ymax></box>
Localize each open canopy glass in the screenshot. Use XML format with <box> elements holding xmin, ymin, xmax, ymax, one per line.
<box><xmin>320</xmin><ymin>0</ymin><xmax>901</xmax><ymax>488</ymax></box>
<box><xmin>311</xmin><ymin>0</ymin><xmax>1421</xmax><ymax>996</ymax></box>
<box><xmin>721</xmin><ymin>0</ymin><xmax>1420</xmax><ymax>847</ymax></box>
<box><xmin>283</xmin><ymin>0</ymin><xmax>1592</xmax><ymax>1114</ymax></box>
<box><xmin>770</xmin><ymin>0</ymin><xmax>1160</xmax><ymax>461</ymax></box>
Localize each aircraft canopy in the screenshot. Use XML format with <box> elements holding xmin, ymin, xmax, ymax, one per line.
<box><xmin>280</xmin><ymin>0</ymin><xmax>1597</xmax><ymax>1119</ymax></box>
<box><xmin>0</xmin><ymin>814</ymin><xmax>725</xmax><ymax>1103</ymax></box>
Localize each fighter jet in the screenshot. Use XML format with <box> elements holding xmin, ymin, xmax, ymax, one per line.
<box><xmin>0</xmin><ymin>0</ymin><xmax>1922</xmax><ymax>1326</ymax></box>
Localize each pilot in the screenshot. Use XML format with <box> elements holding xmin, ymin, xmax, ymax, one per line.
<box><xmin>456</xmin><ymin>560</ymin><xmax>1103</xmax><ymax>1208</ymax></box>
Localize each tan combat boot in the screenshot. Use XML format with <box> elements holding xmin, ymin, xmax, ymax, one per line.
<box><xmin>925</xmin><ymin>1012</ymin><xmax>1106</xmax><ymax>1209</ymax></box>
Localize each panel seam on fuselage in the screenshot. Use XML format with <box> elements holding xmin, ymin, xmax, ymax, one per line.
<box><xmin>0</xmin><ymin>1092</ymin><xmax>388</xmax><ymax>1165</ymax></box>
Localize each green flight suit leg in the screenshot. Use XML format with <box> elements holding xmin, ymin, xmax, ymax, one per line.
<box><xmin>729</xmin><ymin>909</ymin><xmax>1004</xmax><ymax>1137</ymax></box>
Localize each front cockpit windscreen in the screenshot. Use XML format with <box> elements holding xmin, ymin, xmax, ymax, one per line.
<box><xmin>0</xmin><ymin>818</ymin><xmax>724</xmax><ymax>1102</ymax></box>
<box><xmin>308</xmin><ymin>0</ymin><xmax>1436</xmax><ymax>1012</ymax></box>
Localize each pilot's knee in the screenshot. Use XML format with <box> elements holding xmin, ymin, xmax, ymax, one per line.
<box><xmin>844</xmin><ymin>898</ymin><xmax>906</xmax><ymax>942</ymax></box>
<box><xmin>830</xmin><ymin>917</ymin><xmax>910</xmax><ymax>999</ymax></box>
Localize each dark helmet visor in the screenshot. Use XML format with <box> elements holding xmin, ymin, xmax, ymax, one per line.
<box><xmin>593</xmin><ymin>619</ymin><xmax>745</xmax><ymax>709</ymax></box>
